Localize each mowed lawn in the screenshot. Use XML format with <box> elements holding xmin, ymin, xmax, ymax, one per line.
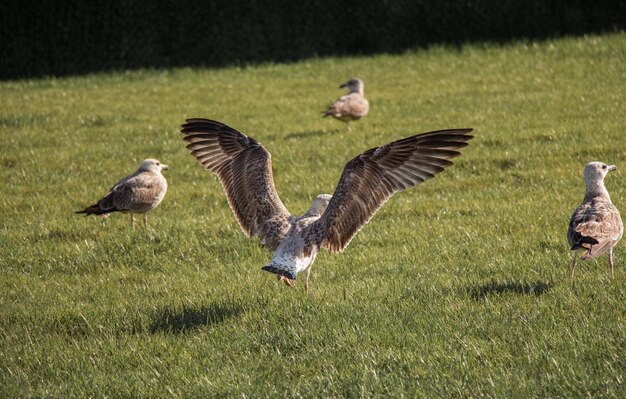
<box><xmin>1</xmin><ymin>33</ymin><xmax>624</xmax><ymax>397</ymax></box>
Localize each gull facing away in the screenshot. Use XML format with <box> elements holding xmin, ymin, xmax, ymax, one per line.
<box><xmin>323</xmin><ymin>78</ymin><xmax>369</xmax><ymax>131</ymax></box>
<box><xmin>76</xmin><ymin>159</ymin><xmax>169</xmax><ymax>228</ymax></box>
<box><xmin>567</xmin><ymin>162</ymin><xmax>623</xmax><ymax>278</ymax></box>
<box><xmin>181</xmin><ymin>118</ymin><xmax>473</xmax><ymax>291</ymax></box>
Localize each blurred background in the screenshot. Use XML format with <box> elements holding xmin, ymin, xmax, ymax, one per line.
<box><xmin>2</xmin><ymin>0</ymin><xmax>625</xmax><ymax>80</ymax></box>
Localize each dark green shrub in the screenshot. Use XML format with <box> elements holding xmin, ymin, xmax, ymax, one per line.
<box><xmin>1</xmin><ymin>0</ymin><xmax>624</xmax><ymax>79</ymax></box>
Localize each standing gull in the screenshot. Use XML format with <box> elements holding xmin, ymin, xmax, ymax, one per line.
<box><xmin>567</xmin><ymin>162</ymin><xmax>623</xmax><ymax>278</ymax></box>
<box><xmin>76</xmin><ymin>159</ymin><xmax>169</xmax><ymax>228</ymax></box>
<box><xmin>323</xmin><ymin>78</ymin><xmax>369</xmax><ymax>131</ymax></box>
<box><xmin>181</xmin><ymin>118</ymin><xmax>473</xmax><ymax>291</ymax></box>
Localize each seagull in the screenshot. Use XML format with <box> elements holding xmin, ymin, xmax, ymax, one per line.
<box><xmin>76</xmin><ymin>159</ymin><xmax>168</xmax><ymax>228</ymax></box>
<box><xmin>323</xmin><ymin>78</ymin><xmax>369</xmax><ymax>131</ymax></box>
<box><xmin>567</xmin><ymin>162</ymin><xmax>623</xmax><ymax>278</ymax></box>
<box><xmin>181</xmin><ymin>118</ymin><xmax>473</xmax><ymax>291</ymax></box>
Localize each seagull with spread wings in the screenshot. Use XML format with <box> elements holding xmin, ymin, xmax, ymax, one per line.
<box><xmin>181</xmin><ymin>119</ymin><xmax>473</xmax><ymax>291</ymax></box>
<box><xmin>323</xmin><ymin>78</ymin><xmax>369</xmax><ymax>131</ymax></box>
<box><xmin>567</xmin><ymin>162</ymin><xmax>623</xmax><ymax>279</ymax></box>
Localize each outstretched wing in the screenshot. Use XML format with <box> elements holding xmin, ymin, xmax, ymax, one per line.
<box><xmin>568</xmin><ymin>199</ymin><xmax>623</xmax><ymax>258</ymax></box>
<box><xmin>305</xmin><ymin>129</ymin><xmax>474</xmax><ymax>253</ymax></box>
<box><xmin>181</xmin><ymin>118</ymin><xmax>292</xmax><ymax>250</ymax></box>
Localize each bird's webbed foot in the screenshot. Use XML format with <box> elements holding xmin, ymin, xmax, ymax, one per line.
<box><xmin>279</xmin><ymin>275</ymin><xmax>293</xmax><ymax>287</ymax></box>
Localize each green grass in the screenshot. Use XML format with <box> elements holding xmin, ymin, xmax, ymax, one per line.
<box><xmin>1</xmin><ymin>33</ymin><xmax>625</xmax><ymax>397</ymax></box>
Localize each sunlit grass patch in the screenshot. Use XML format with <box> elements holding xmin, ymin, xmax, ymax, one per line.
<box><xmin>1</xmin><ymin>33</ymin><xmax>624</xmax><ymax>397</ymax></box>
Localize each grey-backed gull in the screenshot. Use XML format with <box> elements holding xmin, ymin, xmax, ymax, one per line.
<box><xmin>568</xmin><ymin>162</ymin><xmax>623</xmax><ymax>278</ymax></box>
<box><xmin>323</xmin><ymin>78</ymin><xmax>369</xmax><ymax>131</ymax></box>
<box><xmin>76</xmin><ymin>159</ymin><xmax>168</xmax><ymax>228</ymax></box>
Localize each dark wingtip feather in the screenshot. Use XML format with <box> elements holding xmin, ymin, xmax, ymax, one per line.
<box><xmin>181</xmin><ymin>118</ymin><xmax>227</xmax><ymax>134</ymax></box>
<box><xmin>570</xmin><ymin>236</ymin><xmax>600</xmax><ymax>250</ymax></box>
<box><xmin>183</xmin><ymin>117</ymin><xmax>217</xmax><ymax>125</ymax></box>
<box><xmin>261</xmin><ymin>265</ymin><xmax>297</xmax><ymax>280</ymax></box>
<box><xmin>75</xmin><ymin>204</ymin><xmax>112</xmax><ymax>216</ymax></box>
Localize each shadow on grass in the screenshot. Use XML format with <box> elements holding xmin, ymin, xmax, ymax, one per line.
<box><xmin>469</xmin><ymin>280</ymin><xmax>554</xmax><ymax>300</ymax></box>
<box><xmin>283</xmin><ymin>130</ymin><xmax>333</xmax><ymax>140</ymax></box>
<box><xmin>149</xmin><ymin>301</ymin><xmax>243</xmax><ymax>334</ymax></box>
<box><xmin>46</xmin><ymin>312</ymin><xmax>94</xmax><ymax>338</ymax></box>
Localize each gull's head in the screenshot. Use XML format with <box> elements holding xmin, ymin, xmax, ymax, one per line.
<box><xmin>584</xmin><ymin>161</ymin><xmax>616</xmax><ymax>183</ymax></box>
<box><xmin>340</xmin><ymin>78</ymin><xmax>364</xmax><ymax>93</ymax></box>
<box><xmin>139</xmin><ymin>158</ymin><xmax>169</xmax><ymax>174</ymax></box>
<box><xmin>306</xmin><ymin>194</ymin><xmax>332</xmax><ymax>216</ymax></box>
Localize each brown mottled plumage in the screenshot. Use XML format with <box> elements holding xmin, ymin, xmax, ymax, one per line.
<box><xmin>76</xmin><ymin>159</ymin><xmax>168</xmax><ymax>228</ymax></box>
<box><xmin>567</xmin><ymin>162</ymin><xmax>623</xmax><ymax>278</ymax></box>
<box><xmin>182</xmin><ymin>119</ymin><xmax>292</xmax><ymax>250</ymax></box>
<box><xmin>182</xmin><ymin>118</ymin><xmax>473</xmax><ymax>291</ymax></box>
<box><xmin>323</xmin><ymin>78</ymin><xmax>369</xmax><ymax>131</ymax></box>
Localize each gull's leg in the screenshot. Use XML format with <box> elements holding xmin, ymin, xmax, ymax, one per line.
<box><xmin>347</xmin><ymin>122</ymin><xmax>352</xmax><ymax>132</ymax></box>
<box><xmin>608</xmin><ymin>249</ymin><xmax>614</xmax><ymax>279</ymax></box>
<box><xmin>143</xmin><ymin>213</ymin><xmax>148</xmax><ymax>228</ymax></box>
<box><xmin>570</xmin><ymin>252</ymin><xmax>578</xmax><ymax>279</ymax></box>
<box><xmin>130</xmin><ymin>214</ymin><xmax>135</xmax><ymax>229</ymax></box>
<box><xmin>302</xmin><ymin>267</ymin><xmax>312</xmax><ymax>293</ymax></box>
<box><xmin>279</xmin><ymin>276</ymin><xmax>293</xmax><ymax>287</ymax></box>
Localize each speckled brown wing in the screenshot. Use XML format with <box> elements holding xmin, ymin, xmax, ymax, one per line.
<box><xmin>568</xmin><ymin>198</ymin><xmax>624</xmax><ymax>258</ymax></box>
<box><xmin>94</xmin><ymin>172</ymin><xmax>165</xmax><ymax>212</ymax></box>
<box><xmin>305</xmin><ymin>129</ymin><xmax>474</xmax><ymax>253</ymax></box>
<box><xmin>77</xmin><ymin>175</ymin><xmax>132</xmax><ymax>215</ymax></box>
<box><xmin>324</xmin><ymin>93</ymin><xmax>369</xmax><ymax>121</ymax></box>
<box><xmin>99</xmin><ymin>176</ymin><xmax>135</xmax><ymax>212</ymax></box>
<box><xmin>181</xmin><ymin>118</ymin><xmax>292</xmax><ymax>250</ymax></box>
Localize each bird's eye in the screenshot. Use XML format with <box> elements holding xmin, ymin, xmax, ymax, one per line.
<box><xmin>156</xmin><ymin>162</ymin><xmax>160</xmax><ymax>165</ymax></box>
<box><xmin>602</xmin><ymin>165</ymin><xmax>607</xmax><ymax>169</ymax></box>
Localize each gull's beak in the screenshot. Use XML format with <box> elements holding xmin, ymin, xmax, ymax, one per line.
<box><xmin>608</xmin><ymin>165</ymin><xmax>617</xmax><ymax>172</ymax></box>
<box><xmin>339</xmin><ymin>82</ymin><xmax>347</xmax><ymax>89</ymax></box>
<box><xmin>161</xmin><ymin>164</ymin><xmax>169</xmax><ymax>170</ymax></box>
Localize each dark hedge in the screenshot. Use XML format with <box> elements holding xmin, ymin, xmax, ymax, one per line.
<box><xmin>1</xmin><ymin>0</ymin><xmax>624</xmax><ymax>79</ymax></box>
